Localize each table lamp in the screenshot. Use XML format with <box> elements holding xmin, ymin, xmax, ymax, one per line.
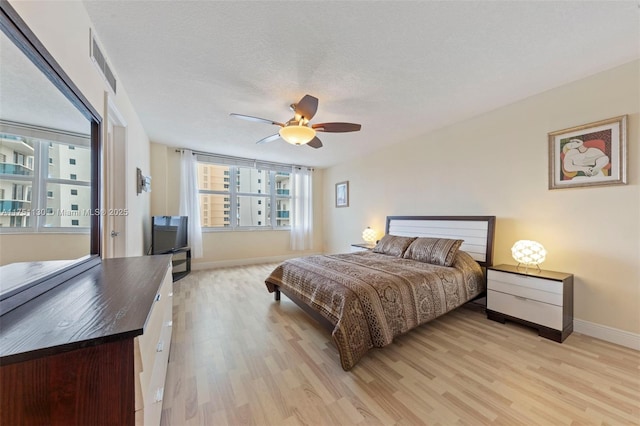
<box><xmin>511</xmin><ymin>240</ymin><xmax>546</xmax><ymax>272</ymax></box>
<box><xmin>362</xmin><ymin>227</ymin><xmax>377</xmax><ymax>245</ymax></box>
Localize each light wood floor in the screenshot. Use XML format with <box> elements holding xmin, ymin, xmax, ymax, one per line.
<box><xmin>161</xmin><ymin>264</ymin><xmax>640</xmax><ymax>425</ymax></box>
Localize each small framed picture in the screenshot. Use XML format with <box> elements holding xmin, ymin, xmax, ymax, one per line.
<box><xmin>548</xmin><ymin>115</ymin><xmax>627</xmax><ymax>189</ymax></box>
<box><xmin>335</xmin><ymin>181</ymin><xmax>349</xmax><ymax>207</ymax></box>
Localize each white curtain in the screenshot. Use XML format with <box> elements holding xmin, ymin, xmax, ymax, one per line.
<box><xmin>179</xmin><ymin>150</ymin><xmax>203</xmax><ymax>258</ymax></box>
<box><xmin>290</xmin><ymin>166</ymin><xmax>313</xmax><ymax>250</ymax></box>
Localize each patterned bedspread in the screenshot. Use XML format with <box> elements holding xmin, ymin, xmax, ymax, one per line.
<box><xmin>265</xmin><ymin>250</ymin><xmax>485</xmax><ymax>370</ymax></box>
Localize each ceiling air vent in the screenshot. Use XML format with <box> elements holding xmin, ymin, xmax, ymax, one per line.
<box><xmin>89</xmin><ymin>29</ymin><xmax>116</xmax><ymax>94</ymax></box>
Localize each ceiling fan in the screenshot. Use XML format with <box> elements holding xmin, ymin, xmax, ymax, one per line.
<box><xmin>230</xmin><ymin>94</ymin><xmax>361</xmax><ymax>149</ymax></box>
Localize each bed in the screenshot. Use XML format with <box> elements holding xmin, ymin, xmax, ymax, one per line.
<box><xmin>265</xmin><ymin>215</ymin><xmax>496</xmax><ymax>370</ymax></box>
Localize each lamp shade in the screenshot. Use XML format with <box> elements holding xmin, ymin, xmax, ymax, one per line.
<box><xmin>362</xmin><ymin>227</ymin><xmax>377</xmax><ymax>243</ymax></box>
<box><xmin>279</xmin><ymin>125</ymin><xmax>316</xmax><ymax>145</ymax></box>
<box><xmin>511</xmin><ymin>240</ymin><xmax>546</xmax><ymax>266</ymax></box>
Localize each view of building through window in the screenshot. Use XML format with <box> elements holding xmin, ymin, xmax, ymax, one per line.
<box><xmin>197</xmin><ymin>162</ymin><xmax>291</xmax><ymax>229</ymax></box>
<box><xmin>0</xmin><ymin>132</ymin><xmax>91</xmax><ymax>229</ymax></box>
<box><xmin>1</xmin><ymin>135</ymin><xmax>292</xmax><ymax>231</ymax></box>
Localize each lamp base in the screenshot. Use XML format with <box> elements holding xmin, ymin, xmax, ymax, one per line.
<box><xmin>515</xmin><ymin>263</ymin><xmax>541</xmax><ymax>274</ymax></box>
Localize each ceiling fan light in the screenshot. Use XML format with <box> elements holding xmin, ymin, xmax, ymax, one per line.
<box><xmin>279</xmin><ymin>125</ymin><xmax>316</xmax><ymax>145</ymax></box>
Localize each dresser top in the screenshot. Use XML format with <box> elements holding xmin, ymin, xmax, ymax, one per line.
<box><xmin>489</xmin><ymin>264</ymin><xmax>573</xmax><ymax>281</ymax></box>
<box><xmin>0</xmin><ymin>255</ymin><xmax>171</xmax><ymax>364</ymax></box>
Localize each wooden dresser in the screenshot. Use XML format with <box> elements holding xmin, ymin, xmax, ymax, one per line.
<box><xmin>0</xmin><ymin>256</ymin><xmax>173</xmax><ymax>425</ymax></box>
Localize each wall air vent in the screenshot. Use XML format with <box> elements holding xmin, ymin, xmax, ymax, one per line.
<box><xmin>89</xmin><ymin>29</ymin><xmax>116</xmax><ymax>94</ymax></box>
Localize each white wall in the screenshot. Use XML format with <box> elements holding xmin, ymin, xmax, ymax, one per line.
<box><xmin>323</xmin><ymin>60</ymin><xmax>639</xmax><ymax>336</ymax></box>
<box><xmin>1</xmin><ymin>0</ymin><xmax>151</xmax><ymax>262</ymax></box>
<box><xmin>150</xmin><ymin>143</ymin><xmax>324</xmax><ymax>267</ymax></box>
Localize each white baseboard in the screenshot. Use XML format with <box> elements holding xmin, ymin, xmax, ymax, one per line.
<box><xmin>192</xmin><ymin>252</ymin><xmax>321</xmax><ymax>271</ymax></box>
<box><xmin>574</xmin><ymin>319</ymin><xmax>640</xmax><ymax>351</ymax></box>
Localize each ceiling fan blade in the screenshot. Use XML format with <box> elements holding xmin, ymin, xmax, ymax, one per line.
<box><xmin>230</xmin><ymin>113</ymin><xmax>284</xmax><ymax>127</ymax></box>
<box><xmin>256</xmin><ymin>134</ymin><xmax>281</xmax><ymax>145</ymax></box>
<box><xmin>312</xmin><ymin>122</ymin><xmax>361</xmax><ymax>132</ymax></box>
<box><xmin>307</xmin><ymin>137</ymin><xmax>323</xmax><ymax>149</ymax></box>
<box><xmin>294</xmin><ymin>95</ymin><xmax>319</xmax><ymax>120</ymax></box>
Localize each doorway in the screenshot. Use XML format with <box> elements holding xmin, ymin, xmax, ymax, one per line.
<box><xmin>102</xmin><ymin>92</ymin><xmax>127</xmax><ymax>258</ymax></box>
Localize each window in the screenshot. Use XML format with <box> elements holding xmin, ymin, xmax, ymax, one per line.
<box><xmin>0</xmin><ymin>130</ymin><xmax>91</xmax><ymax>230</ymax></box>
<box><xmin>196</xmin><ymin>158</ymin><xmax>293</xmax><ymax>230</ymax></box>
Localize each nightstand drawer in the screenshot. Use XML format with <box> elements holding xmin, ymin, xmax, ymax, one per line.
<box><xmin>488</xmin><ymin>270</ymin><xmax>562</xmax><ymax>294</ymax></box>
<box><xmin>487</xmin><ymin>290</ymin><xmax>563</xmax><ymax>330</ymax></box>
<box><xmin>487</xmin><ymin>279</ymin><xmax>563</xmax><ymax>306</ymax></box>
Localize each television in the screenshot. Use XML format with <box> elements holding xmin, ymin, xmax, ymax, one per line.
<box><xmin>151</xmin><ymin>216</ymin><xmax>188</xmax><ymax>254</ymax></box>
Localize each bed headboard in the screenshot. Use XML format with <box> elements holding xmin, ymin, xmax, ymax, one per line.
<box><xmin>385</xmin><ymin>216</ymin><xmax>496</xmax><ymax>267</ymax></box>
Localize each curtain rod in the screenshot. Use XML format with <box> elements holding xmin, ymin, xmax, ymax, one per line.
<box><xmin>174</xmin><ymin>148</ymin><xmax>314</xmax><ymax>171</ymax></box>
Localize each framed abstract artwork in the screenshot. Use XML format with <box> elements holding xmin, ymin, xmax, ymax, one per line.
<box><xmin>335</xmin><ymin>181</ymin><xmax>349</xmax><ymax>207</ymax></box>
<box><xmin>548</xmin><ymin>115</ymin><xmax>627</xmax><ymax>189</ymax></box>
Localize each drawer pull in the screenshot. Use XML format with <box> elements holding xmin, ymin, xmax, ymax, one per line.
<box><xmin>156</xmin><ymin>341</ymin><xmax>164</xmax><ymax>352</ymax></box>
<box><xmin>155</xmin><ymin>294</ymin><xmax>161</xmax><ymax>302</ymax></box>
<box><xmin>154</xmin><ymin>387</ymin><xmax>164</xmax><ymax>403</ymax></box>
<box><xmin>166</xmin><ymin>320</ymin><xmax>173</xmax><ymax>327</ymax></box>
<box><xmin>515</xmin><ymin>295</ymin><xmax>528</xmax><ymax>301</ymax></box>
<box><xmin>169</xmin><ymin>292</ymin><xmax>173</xmax><ymax>297</ymax></box>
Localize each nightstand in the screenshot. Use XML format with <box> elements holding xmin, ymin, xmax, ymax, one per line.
<box><xmin>350</xmin><ymin>243</ymin><xmax>376</xmax><ymax>253</ymax></box>
<box><xmin>486</xmin><ymin>264</ymin><xmax>574</xmax><ymax>342</ymax></box>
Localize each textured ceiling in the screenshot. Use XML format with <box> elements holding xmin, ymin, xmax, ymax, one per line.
<box><xmin>82</xmin><ymin>1</ymin><xmax>640</xmax><ymax>168</ymax></box>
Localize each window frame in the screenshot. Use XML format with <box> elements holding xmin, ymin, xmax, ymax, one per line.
<box><xmin>0</xmin><ymin>126</ymin><xmax>91</xmax><ymax>234</ymax></box>
<box><xmin>196</xmin><ymin>159</ymin><xmax>292</xmax><ymax>231</ymax></box>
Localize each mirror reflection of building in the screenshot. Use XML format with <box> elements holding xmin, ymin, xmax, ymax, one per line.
<box><xmin>0</xmin><ymin>6</ymin><xmax>99</xmax><ymax>267</ymax></box>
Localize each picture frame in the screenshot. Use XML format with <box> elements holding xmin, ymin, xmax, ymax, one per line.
<box><xmin>548</xmin><ymin>115</ymin><xmax>627</xmax><ymax>190</ymax></box>
<box><xmin>335</xmin><ymin>181</ymin><xmax>349</xmax><ymax>207</ymax></box>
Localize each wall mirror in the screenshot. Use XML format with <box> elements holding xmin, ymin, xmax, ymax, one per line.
<box><xmin>0</xmin><ymin>2</ymin><xmax>101</xmax><ymax>299</ymax></box>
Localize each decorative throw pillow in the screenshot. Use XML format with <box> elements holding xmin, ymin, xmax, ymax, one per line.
<box><xmin>372</xmin><ymin>235</ymin><xmax>417</xmax><ymax>257</ymax></box>
<box><xmin>403</xmin><ymin>237</ymin><xmax>463</xmax><ymax>267</ymax></box>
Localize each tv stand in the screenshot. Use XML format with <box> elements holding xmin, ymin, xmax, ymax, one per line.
<box><xmin>157</xmin><ymin>247</ymin><xmax>191</xmax><ymax>281</ymax></box>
